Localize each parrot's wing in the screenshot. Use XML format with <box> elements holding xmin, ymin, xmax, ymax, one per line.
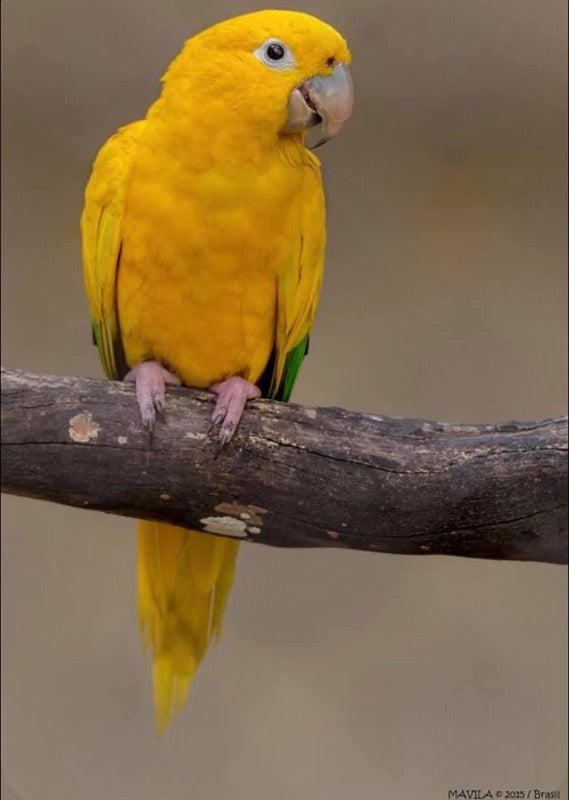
<box><xmin>81</xmin><ymin>121</ymin><xmax>144</xmax><ymax>380</ymax></box>
<box><xmin>269</xmin><ymin>152</ymin><xmax>326</xmax><ymax>401</ymax></box>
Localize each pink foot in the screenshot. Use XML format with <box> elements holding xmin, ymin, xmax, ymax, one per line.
<box><xmin>124</xmin><ymin>361</ymin><xmax>181</xmax><ymax>430</ymax></box>
<box><xmin>210</xmin><ymin>376</ymin><xmax>261</xmax><ymax>446</ymax></box>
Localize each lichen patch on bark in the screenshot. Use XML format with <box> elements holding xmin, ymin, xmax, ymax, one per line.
<box><xmin>68</xmin><ymin>412</ymin><xmax>100</xmax><ymax>443</ymax></box>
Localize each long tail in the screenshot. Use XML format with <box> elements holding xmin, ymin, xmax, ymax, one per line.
<box><xmin>137</xmin><ymin>520</ymin><xmax>240</xmax><ymax>733</ymax></box>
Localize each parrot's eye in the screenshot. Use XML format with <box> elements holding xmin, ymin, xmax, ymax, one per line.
<box><xmin>254</xmin><ymin>38</ymin><xmax>296</xmax><ymax>70</ymax></box>
<box><xmin>267</xmin><ymin>43</ymin><xmax>285</xmax><ymax>60</ymax></box>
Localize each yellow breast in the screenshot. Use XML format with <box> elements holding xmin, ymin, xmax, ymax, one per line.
<box><xmin>117</xmin><ymin>135</ymin><xmax>304</xmax><ymax>388</ymax></box>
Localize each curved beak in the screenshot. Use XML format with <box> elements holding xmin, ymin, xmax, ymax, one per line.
<box><xmin>282</xmin><ymin>63</ymin><xmax>353</xmax><ymax>148</ymax></box>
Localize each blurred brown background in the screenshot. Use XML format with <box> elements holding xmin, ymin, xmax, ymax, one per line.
<box><xmin>1</xmin><ymin>1</ymin><xmax>567</xmax><ymax>798</ymax></box>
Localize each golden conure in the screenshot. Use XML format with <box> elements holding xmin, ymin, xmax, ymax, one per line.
<box><xmin>81</xmin><ymin>9</ymin><xmax>353</xmax><ymax>732</ymax></box>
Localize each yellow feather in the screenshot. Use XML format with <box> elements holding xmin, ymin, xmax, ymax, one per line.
<box><xmin>81</xmin><ymin>121</ymin><xmax>144</xmax><ymax>378</ymax></box>
<box><xmin>138</xmin><ymin>521</ymin><xmax>239</xmax><ymax>732</ymax></box>
<box><xmin>274</xmin><ymin>152</ymin><xmax>326</xmax><ymax>390</ymax></box>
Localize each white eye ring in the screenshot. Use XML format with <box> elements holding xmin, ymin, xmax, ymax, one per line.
<box><xmin>254</xmin><ymin>38</ymin><xmax>296</xmax><ymax>70</ymax></box>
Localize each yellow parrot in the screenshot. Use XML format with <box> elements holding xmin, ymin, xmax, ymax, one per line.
<box><xmin>81</xmin><ymin>9</ymin><xmax>353</xmax><ymax>732</ymax></box>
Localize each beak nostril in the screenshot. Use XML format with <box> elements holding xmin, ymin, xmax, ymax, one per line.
<box><xmin>326</xmin><ymin>56</ymin><xmax>335</xmax><ymax>68</ymax></box>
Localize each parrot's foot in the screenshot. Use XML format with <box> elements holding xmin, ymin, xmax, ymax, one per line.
<box><xmin>124</xmin><ymin>361</ymin><xmax>181</xmax><ymax>431</ymax></box>
<box><xmin>210</xmin><ymin>376</ymin><xmax>261</xmax><ymax>446</ymax></box>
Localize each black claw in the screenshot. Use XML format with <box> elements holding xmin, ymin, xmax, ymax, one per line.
<box><xmin>142</xmin><ymin>416</ymin><xmax>156</xmax><ymax>446</ymax></box>
<box><xmin>208</xmin><ymin>410</ymin><xmax>226</xmax><ymax>434</ymax></box>
<box><xmin>211</xmin><ymin>425</ymin><xmax>235</xmax><ymax>458</ymax></box>
<box><xmin>213</xmin><ymin>438</ymin><xmax>228</xmax><ymax>459</ymax></box>
<box><xmin>211</xmin><ymin>408</ymin><xmax>226</xmax><ymax>426</ymax></box>
<box><xmin>218</xmin><ymin>423</ymin><xmax>235</xmax><ymax>447</ymax></box>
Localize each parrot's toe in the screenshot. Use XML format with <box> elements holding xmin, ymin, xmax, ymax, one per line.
<box><xmin>125</xmin><ymin>361</ymin><xmax>181</xmax><ymax>430</ymax></box>
<box><xmin>210</xmin><ymin>376</ymin><xmax>261</xmax><ymax>445</ymax></box>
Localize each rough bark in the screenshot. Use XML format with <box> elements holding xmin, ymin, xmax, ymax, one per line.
<box><xmin>1</xmin><ymin>367</ymin><xmax>567</xmax><ymax>564</ymax></box>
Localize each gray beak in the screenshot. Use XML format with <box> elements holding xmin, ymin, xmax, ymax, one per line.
<box><xmin>281</xmin><ymin>63</ymin><xmax>354</xmax><ymax>147</ymax></box>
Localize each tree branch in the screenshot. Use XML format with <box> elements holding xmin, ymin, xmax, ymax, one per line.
<box><xmin>1</xmin><ymin>367</ymin><xmax>567</xmax><ymax>564</ymax></box>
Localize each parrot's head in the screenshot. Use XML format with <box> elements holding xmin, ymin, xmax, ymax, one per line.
<box><xmin>161</xmin><ymin>10</ymin><xmax>353</xmax><ymax>149</ymax></box>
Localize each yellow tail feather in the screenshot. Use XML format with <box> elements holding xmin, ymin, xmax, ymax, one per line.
<box><xmin>137</xmin><ymin>520</ymin><xmax>240</xmax><ymax>733</ymax></box>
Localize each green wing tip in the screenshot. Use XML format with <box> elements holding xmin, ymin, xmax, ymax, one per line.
<box><xmin>279</xmin><ymin>335</ymin><xmax>310</xmax><ymax>402</ymax></box>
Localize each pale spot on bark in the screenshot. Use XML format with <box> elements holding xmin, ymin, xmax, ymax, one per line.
<box><xmin>248</xmin><ymin>434</ymin><xmax>278</xmax><ymax>448</ymax></box>
<box><xmin>276</xmin><ymin>436</ymin><xmax>305</xmax><ymax>448</ymax></box>
<box><xmin>443</xmin><ymin>425</ymin><xmax>480</xmax><ymax>434</ymax></box>
<box><xmin>327</xmin><ymin>530</ymin><xmax>340</xmax><ymax>539</ymax></box>
<box><xmin>215</xmin><ymin>502</ymin><xmax>267</xmax><ymax>527</ymax></box>
<box><xmin>248</xmin><ymin>526</ymin><xmax>261</xmax><ymax>535</ymax></box>
<box><xmin>200</xmin><ymin>516</ymin><xmax>248</xmax><ymax>538</ymax></box>
<box><xmin>117</xmin><ymin>436</ymin><xmax>128</xmax><ymax>445</ymax></box>
<box><xmin>69</xmin><ymin>412</ymin><xmax>100</xmax><ymax>443</ymax></box>
<box><xmin>304</xmin><ymin>408</ymin><xmax>317</xmax><ymax>420</ymax></box>
<box><xmin>160</xmin><ymin>493</ymin><xmax>171</xmax><ymax>501</ymax></box>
